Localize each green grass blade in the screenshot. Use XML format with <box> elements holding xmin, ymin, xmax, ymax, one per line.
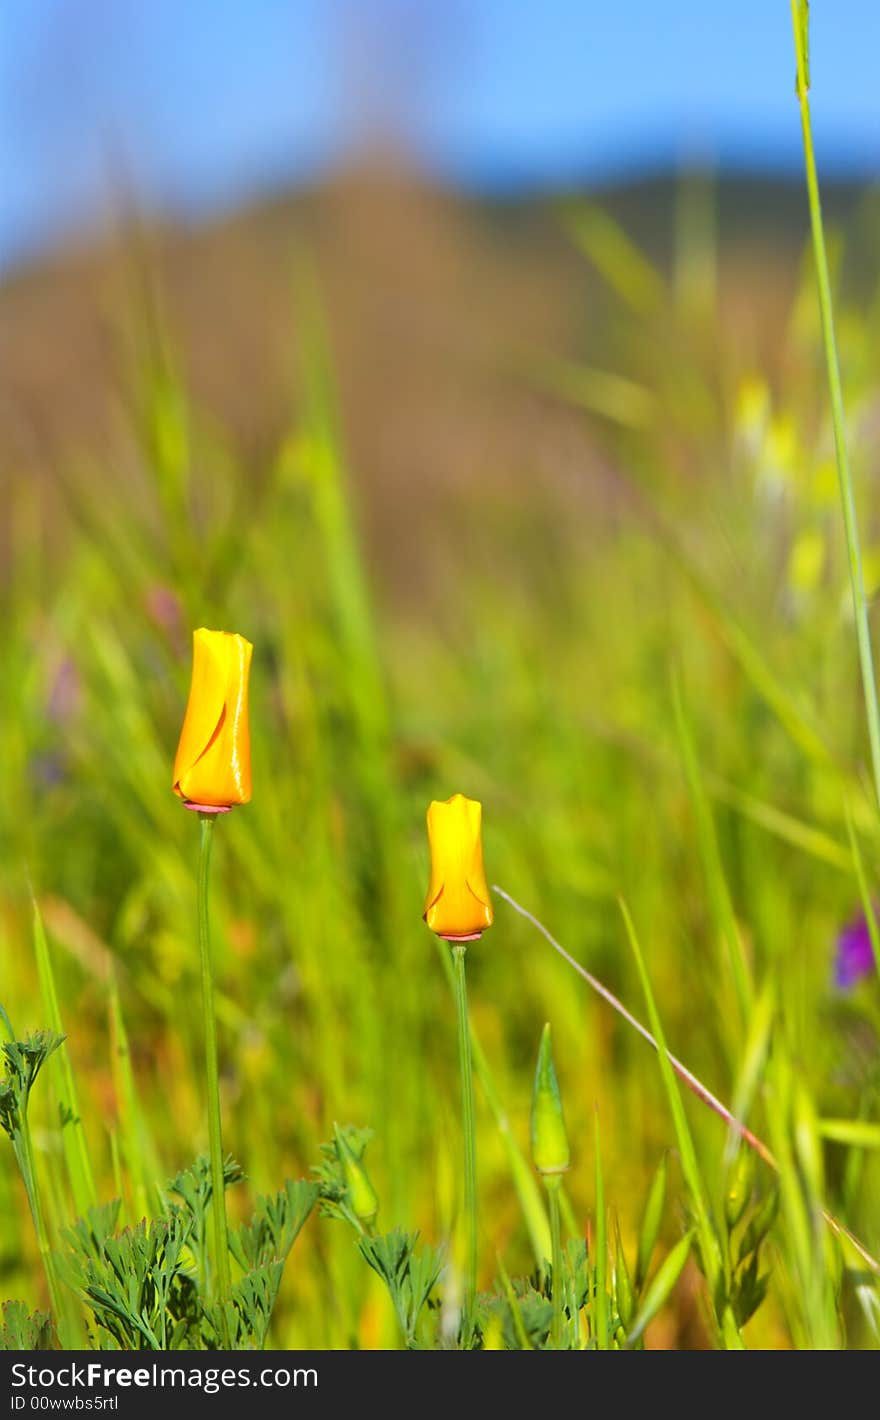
<box><xmin>791</xmin><ymin>1</ymin><xmax>880</xmax><ymax>812</ymax></box>
<box><xmin>707</xmin><ymin>778</ymin><xmax>851</xmax><ymax>874</ymax></box>
<box><xmin>724</xmin><ymin>981</ymin><xmax>777</xmax><ymax>1170</ymax></box>
<box><xmin>817</xmin><ymin>1120</ymin><xmax>880</xmax><ymax>1150</ymax></box>
<box><xmin>593</xmin><ymin>1111</ymin><xmax>609</xmax><ymax>1349</ymax></box>
<box><xmin>615</xmin><ymin>471</ymin><xmax>836</xmax><ymax>771</ymax></box>
<box><xmin>672</xmin><ymin>676</ymin><xmax>753</xmax><ymax>1024</ymax></box>
<box><xmin>292</xmin><ymin>256</ymin><xmax>389</xmax><ymax>755</ymax></box>
<box><xmin>618</xmin><ymin>897</ymin><xmax>730</xmax><ymax>1338</ymax></box>
<box><xmin>679</xmin><ymin>549</ymin><xmax>833</xmax><ymax>770</ymax></box>
<box><xmin>561</xmin><ymin>201</ymin><xmax>666</xmax><ymax>314</ymax></box>
<box><xmin>636</xmin><ymin>1153</ymin><xmax>668</xmax><ymax>1291</ymax></box>
<box><xmin>0</xmin><ymin>1000</ymin><xmax>15</xmax><ymax>1041</ymax></box>
<box><xmin>108</xmin><ymin>971</ymin><xmax>159</xmax><ymax>1219</ymax></box>
<box><xmin>529</xmin><ymin>355</ymin><xmax>656</xmax><ymax>428</ymax></box>
<box><xmin>31</xmin><ymin>895</ymin><xmax>97</xmax><ymax>1217</ymax></box>
<box><xmin>626</xmin><ymin>1230</ymin><xmax>694</xmax><ymax>1348</ymax></box>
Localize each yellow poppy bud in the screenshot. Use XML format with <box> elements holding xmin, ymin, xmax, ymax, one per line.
<box><xmin>173</xmin><ymin>628</ymin><xmax>253</xmax><ymax>810</ymax></box>
<box><xmin>423</xmin><ymin>794</ymin><xmax>493</xmax><ymax>940</ymax></box>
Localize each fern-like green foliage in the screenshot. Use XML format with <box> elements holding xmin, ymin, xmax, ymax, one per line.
<box><xmin>0</xmin><ymin>1032</ymin><xmax>64</xmax><ymax>1144</ymax></box>
<box><xmin>357</xmin><ymin>1229</ymin><xmax>444</xmax><ymax>1349</ymax></box>
<box><xmin>206</xmin><ymin>1263</ymin><xmax>284</xmax><ymax>1350</ymax></box>
<box><xmin>219</xmin><ymin>1179</ymin><xmax>320</xmax><ymax>1348</ymax></box>
<box><xmin>0</xmin><ymin>1300</ymin><xmax>54</xmax><ymax>1351</ymax></box>
<box><xmin>315</xmin><ymin>1127</ymin><xmax>443</xmax><ymax>1347</ymax></box>
<box><xmin>168</xmin><ymin>1155</ymin><xmax>245</xmax><ymax>1286</ymax></box>
<box><xmin>230</xmin><ymin>1178</ymin><xmax>319</xmax><ymax>1273</ymax></box>
<box><xmin>60</xmin><ymin>1158</ymin><xmax>317</xmax><ymax>1350</ymax></box>
<box><xmin>484</xmin><ymin>1283</ymin><xmax>553</xmax><ymax>1350</ymax></box>
<box><xmin>63</xmin><ymin>1213</ymin><xmax>196</xmax><ymax>1350</ymax></box>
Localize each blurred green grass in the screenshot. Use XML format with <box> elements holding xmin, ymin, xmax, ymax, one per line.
<box><xmin>2</xmin><ymin>169</ymin><xmax>880</xmax><ymax>1347</ymax></box>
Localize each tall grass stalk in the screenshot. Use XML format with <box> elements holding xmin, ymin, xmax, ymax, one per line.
<box><xmin>196</xmin><ymin>815</ymin><xmax>231</xmax><ymax>1323</ymax></box>
<box><xmin>790</xmin><ymin>0</ymin><xmax>880</xmax><ymax>812</ymax></box>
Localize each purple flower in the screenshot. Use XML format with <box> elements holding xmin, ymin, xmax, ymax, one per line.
<box><xmin>834</xmin><ymin>911</ymin><xmax>877</xmax><ymax>989</ymax></box>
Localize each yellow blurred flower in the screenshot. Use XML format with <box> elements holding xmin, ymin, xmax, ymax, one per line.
<box><xmin>173</xmin><ymin>628</ymin><xmax>253</xmax><ymax>809</ymax></box>
<box><xmin>423</xmin><ymin>793</ymin><xmax>493</xmax><ymax>940</ymax></box>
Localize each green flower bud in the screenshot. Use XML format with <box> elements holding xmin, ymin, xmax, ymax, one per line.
<box><xmin>739</xmin><ymin>1185</ymin><xmax>779</xmax><ymax>1263</ymax></box>
<box><xmin>724</xmin><ymin>1149</ymin><xmax>756</xmax><ymax>1230</ymax></box>
<box><xmin>530</xmin><ymin>1023</ymin><xmax>570</xmax><ymax>1176</ymax></box>
<box><xmin>335</xmin><ymin>1125</ymin><xmax>379</xmax><ymax>1223</ymax></box>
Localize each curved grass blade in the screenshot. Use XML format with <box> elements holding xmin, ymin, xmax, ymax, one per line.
<box><xmin>672</xmin><ymin>676</ymin><xmax>753</xmax><ymax>1024</ymax></box>
<box><xmin>617</xmin><ymin>900</ymin><xmax>726</xmax><ymax>1317</ymax></box>
<box><xmin>625</xmin><ymin>1230</ymin><xmax>694</xmax><ymax>1348</ymax></box>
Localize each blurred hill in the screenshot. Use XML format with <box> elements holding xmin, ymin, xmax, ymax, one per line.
<box><xmin>1</xmin><ymin>169</ymin><xmax>872</xmax><ymax>600</ymax></box>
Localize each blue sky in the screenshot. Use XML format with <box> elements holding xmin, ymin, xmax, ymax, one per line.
<box><xmin>2</xmin><ymin>1</ymin><xmax>879</xmax><ymax>267</ymax></box>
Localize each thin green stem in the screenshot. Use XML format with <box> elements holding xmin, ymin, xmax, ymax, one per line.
<box><xmin>16</xmin><ymin>1115</ymin><xmax>63</xmax><ymax>1328</ymax></box>
<box><xmin>433</xmin><ymin>936</ymin><xmax>551</xmax><ymax>1269</ymax></box>
<box><xmin>197</xmin><ymin>814</ymin><xmax>231</xmax><ymax>1322</ymax></box>
<box><xmin>593</xmin><ymin>1111</ymin><xmax>609</xmax><ymax>1350</ymax></box>
<box><xmin>451</xmin><ymin>944</ymin><xmax>477</xmax><ymax>1344</ymax></box>
<box><xmin>790</xmin><ymin>1</ymin><xmax>880</xmax><ymax>813</ymax></box>
<box><xmin>546</xmin><ymin>1176</ymin><xmax>563</xmax><ymax>1347</ymax></box>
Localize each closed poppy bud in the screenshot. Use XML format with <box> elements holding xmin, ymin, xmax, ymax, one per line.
<box><xmin>173</xmin><ymin>628</ymin><xmax>253</xmax><ymax>809</ymax></box>
<box><xmin>423</xmin><ymin>794</ymin><xmax>493</xmax><ymax>941</ymax></box>
<box><xmin>530</xmin><ymin>1023</ymin><xmax>570</xmax><ymax>1176</ymax></box>
<box><xmin>335</xmin><ymin>1125</ymin><xmax>379</xmax><ymax>1224</ymax></box>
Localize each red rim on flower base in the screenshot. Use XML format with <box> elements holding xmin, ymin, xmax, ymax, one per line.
<box><xmin>182</xmin><ymin>801</ymin><xmax>233</xmax><ymax>815</ymax></box>
<box><xmin>440</xmin><ymin>932</ymin><xmax>483</xmax><ymax>942</ymax></box>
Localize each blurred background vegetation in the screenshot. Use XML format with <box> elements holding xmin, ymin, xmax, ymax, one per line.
<box><xmin>2</xmin><ymin>1</ymin><xmax>880</xmax><ymax>1349</ymax></box>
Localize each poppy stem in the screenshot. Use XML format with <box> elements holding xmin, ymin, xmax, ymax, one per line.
<box><xmin>451</xmin><ymin>943</ymin><xmax>478</xmax><ymax>1345</ymax></box>
<box><xmin>197</xmin><ymin>813</ymin><xmax>231</xmax><ymax>1332</ymax></box>
<box><xmin>546</xmin><ymin>1175</ymin><xmax>563</xmax><ymax>1347</ymax></box>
